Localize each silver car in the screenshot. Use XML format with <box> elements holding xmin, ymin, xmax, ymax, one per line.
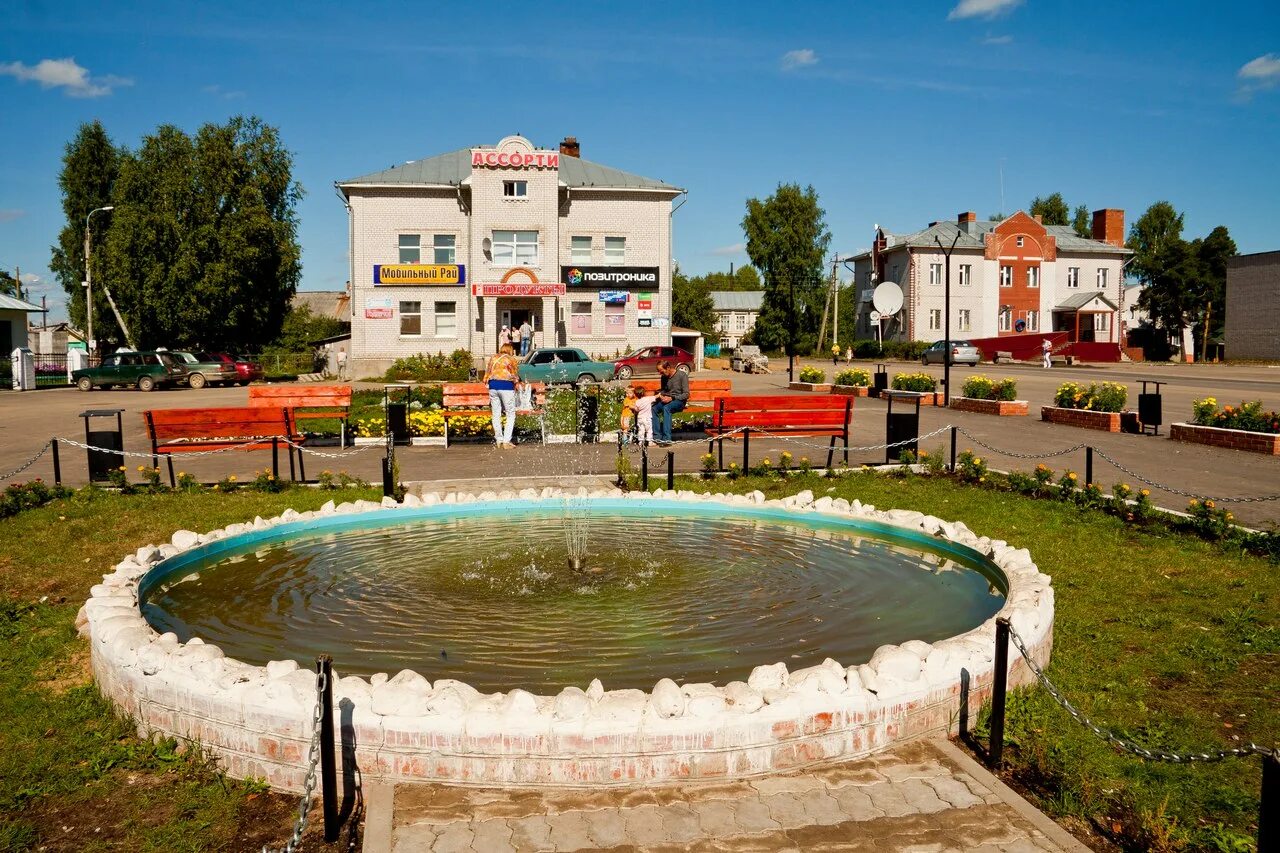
<box><xmin>921</xmin><ymin>340</ymin><xmax>981</xmax><ymax>366</ymax></box>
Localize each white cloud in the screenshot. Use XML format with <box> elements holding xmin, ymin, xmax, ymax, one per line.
<box><xmin>0</xmin><ymin>57</ymin><xmax>132</xmax><ymax>97</ymax></box>
<box><xmin>982</xmin><ymin>34</ymin><xmax>1014</xmax><ymax>45</ymax></box>
<box><xmin>20</xmin><ymin>273</ymin><xmax>41</xmax><ymax>284</ymax></box>
<box><xmin>0</xmin><ymin>209</ymin><xmax>26</xmax><ymax>222</ymax></box>
<box><xmin>202</xmin><ymin>83</ymin><xmax>245</xmax><ymax>99</ymax></box>
<box><xmin>780</xmin><ymin>49</ymin><xmax>818</xmax><ymax>71</ymax></box>
<box><xmin>948</xmin><ymin>0</ymin><xmax>1024</xmax><ymax>21</ymax></box>
<box><xmin>1235</xmin><ymin>53</ymin><xmax>1280</xmax><ymax>101</ymax></box>
<box><xmin>711</xmin><ymin>243</ymin><xmax>745</xmax><ymax>256</ymax></box>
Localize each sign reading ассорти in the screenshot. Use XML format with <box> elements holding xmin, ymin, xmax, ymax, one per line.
<box><xmin>374</xmin><ymin>264</ymin><xmax>466</xmax><ymax>285</ymax></box>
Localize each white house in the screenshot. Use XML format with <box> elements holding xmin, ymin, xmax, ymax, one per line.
<box><xmin>709</xmin><ymin>290</ymin><xmax>763</xmax><ymax>349</ymax></box>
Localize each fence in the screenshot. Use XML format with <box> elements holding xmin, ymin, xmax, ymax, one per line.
<box><xmin>242</xmin><ymin>352</ymin><xmax>322</xmax><ymax>377</ymax></box>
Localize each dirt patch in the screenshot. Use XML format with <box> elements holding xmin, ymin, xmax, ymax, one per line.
<box><xmin>37</xmin><ymin>642</ymin><xmax>92</xmax><ymax>694</ymax></box>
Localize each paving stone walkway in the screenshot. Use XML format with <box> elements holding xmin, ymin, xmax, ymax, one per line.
<box><xmin>368</xmin><ymin>739</ymin><xmax>1090</xmax><ymax>852</ymax></box>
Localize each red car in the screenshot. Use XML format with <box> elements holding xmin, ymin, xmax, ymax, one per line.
<box><xmin>612</xmin><ymin>346</ymin><xmax>693</xmax><ymax>380</ymax></box>
<box><xmin>209</xmin><ymin>353</ymin><xmax>265</xmax><ymax>385</ymax></box>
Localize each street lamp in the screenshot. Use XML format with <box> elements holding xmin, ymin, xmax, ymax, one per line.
<box><xmin>84</xmin><ymin>205</ymin><xmax>114</xmax><ymax>354</ymax></box>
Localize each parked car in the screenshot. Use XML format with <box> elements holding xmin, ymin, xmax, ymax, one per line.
<box><xmin>208</xmin><ymin>352</ymin><xmax>264</xmax><ymax>385</ymax></box>
<box><xmin>170</xmin><ymin>351</ymin><xmax>239</xmax><ymax>389</ymax></box>
<box><xmin>72</xmin><ymin>350</ymin><xmax>184</xmax><ymax>391</ymax></box>
<box><xmin>611</xmin><ymin>346</ymin><xmax>693</xmax><ymax>380</ymax></box>
<box><xmin>921</xmin><ymin>340</ymin><xmax>982</xmax><ymax>366</ymax></box>
<box><xmin>518</xmin><ymin>348</ymin><xmax>617</xmax><ymax>385</ymax></box>
<box><xmin>730</xmin><ymin>345</ymin><xmax>770</xmax><ymax>373</ymax></box>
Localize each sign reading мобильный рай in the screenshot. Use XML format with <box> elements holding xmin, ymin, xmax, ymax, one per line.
<box><xmin>374</xmin><ymin>264</ymin><xmax>466</xmax><ymax>285</ymax></box>
<box><xmin>562</xmin><ymin>267</ymin><xmax>660</xmax><ymax>288</ymax></box>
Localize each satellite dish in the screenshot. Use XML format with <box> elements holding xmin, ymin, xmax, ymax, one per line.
<box><xmin>872</xmin><ymin>281</ymin><xmax>903</xmax><ymax>316</ymax></box>
<box><xmin>869</xmin><ymin>310</ymin><xmax>882</xmax><ymax>322</ymax></box>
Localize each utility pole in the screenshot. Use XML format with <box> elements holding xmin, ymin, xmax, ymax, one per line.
<box><xmin>13</xmin><ymin>267</ymin><xmax>20</xmax><ymax>301</ymax></box>
<box><xmin>816</xmin><ymin>257</ymin><xmax>839</xmax><ymax>353</ymax></box>
<box><xmin>84</xmin><ymin>206</ymin><xmax>114</xmax><ymax>355</ymax></box>
<box><xmin>934</xmin><ymin>232</ymin><xmax>961</xmax><ymax>406</ymax></box>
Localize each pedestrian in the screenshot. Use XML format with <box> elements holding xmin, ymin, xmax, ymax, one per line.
<box><xmin>499</xmin><ymin>325</ymin><xmax>511</xmax><ymax>350</ymax></box>
<box><xmin>519</xmin><ymin>319</ymin><xmax>534</xmax><ymax>356</ymax></box>
<box><xmin>1042</xmin><ymin>337</ymin><xmax>1052</xmax><ymax>369</ymax></box>
<box><xmin>844</xmin><ymin>345</ymin><xmax>853</xmax><ymax>365</ymax></box>
<box><xmin>620</xmin><ymin>386</ymin><xmax>638</xmax><ymax>443</ymax></box>
<box><xmin>831</xmin><ymin>343</ymin><xmax>840</xmax><ymax>365</ymax></box>
<box><xmin>651</xmin><ymin>360</ymin><xmax>688</xmax><ymax>446</ymax></box>
<box><xmin>633</xmin><ymin>385</ymin><xmax>658</xmax><ymax>446</ymax></box>
<box><xmin>483</xmin><ymin>343</ymin><xmax>520</xmax><ymax>449</ymax></box>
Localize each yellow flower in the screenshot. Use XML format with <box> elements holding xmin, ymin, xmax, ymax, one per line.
<box><xmin>1141</xmin><ymin>489</ymin><xmax>1150</xmax><ymax>497</ymax></box>
<box><xmin>1119</xmin><ymin>483</ymin><xmax>1130</xmax><ymax>492</ymax></box>
<box><xmin>1068</xmin><ymin>472</ymin><xmax>1077</xmax><ymax>481</ymax></box>
<box><xmin>228</xmin><ymin>475</ymin><xmax>237</xmax><ymax>482</ymax></box>
<box><xmin>119</xmin><ymin>465</ymin><xmax>127</xmax><ymax>471</ymax></box>
<box><xmin>1188</xmin><ymin>499</ymin><xmax>1199</xmax><ymax>507</ymax></box>
<box><xmin>973</xmin><ymin>457</ymin><xmax>982</xmax><ymax>465</ymax></box>
<box><xmin>136</xmin><ymin>465</ymin><xmax>145</xmax><ymax>472</ymax></box>
<box><xmin>1226</xmin><ymin>513</ymin><xmax>1234</xmax><ymax>521</ymax></box>
<box><xmin>1205</xmin><ymin>500</ymin><xmax>1215</xmax><ymax>509</ymax></box>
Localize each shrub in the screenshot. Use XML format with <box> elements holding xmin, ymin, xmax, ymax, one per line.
<box><xmin>1053</xmin><ymin>381</ymin><xmax>1127</xmax><ymax>412</ymax></box>
<box><xmin>0</xmin><ymin>480</ymin><xmax>72</xmax><ymax>519</ymax></box>
<box><xmin>384</xmin><ymin>351</ymin><xmax>473</xmax><ymax>382</ymax></box>
<box><xmin>798</xmin><ymin>366</ymin><xmax>826</xmax><ymax>383</ymax></box>
<box><xmin>881</xmin><ymin>340</ymin><xmax>931</xmax><ymax>360</ymax></box>
<box><xmin>834</xmin><ymin>368</ymin><xmax>871</xmax><ymax>387</ymax></box>
<box><xmin>962</xmin><ymin>375</ymin><xmax>1018</xmax><ymax>401</ymax></box>
<box><xmin>853</xmin><ymin>339</ymin><xmax>882</xmax><ymax>358</ymax></box>
<box><xmin>955</xmin><ymin>450</ymin><xmax>987</xmax><ymax>484</ymax></box>
<box><xmin>1190</xmin><ymin>398</ymin><xmax>1280</xmax><ymax>434</ymax></box>
<box><xmin>891</xmin><ymin>372</ymin><xmax>937</xmax><ymax>392</ymax></box>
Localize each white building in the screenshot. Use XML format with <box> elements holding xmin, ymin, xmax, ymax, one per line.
<box><xmin>709</xmin><ymin>291</ymin><xmax>763</xmax><ymax>349</ymax></box>
<box><xmin>847</xmin><ymin>210</ymin><xmax>1131</xmax><ymax>354</ymax></box>
<box><xmin>337</xmin><ymin>135</ymin><xmax>686</xmax><ymax>375</ymax></box>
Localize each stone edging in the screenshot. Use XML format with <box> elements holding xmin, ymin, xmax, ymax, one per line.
<box><xmin>950</xmin><ymin>397</ymin><xmax>1029</xmax><ymax>417</ymax></box>
<box><xmin>81</xmin><ymin>489</ymin><xmax>1055</xmax><ymax>793</ymax></box>
<box><xmin>1170</xmin><ymin>422</ymin><xmax>1280</xmax><ymax>455</ymax></box>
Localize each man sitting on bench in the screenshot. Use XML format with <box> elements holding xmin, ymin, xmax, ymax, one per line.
<box><xmin>651</xmin><ymin>360</ymin><xmax>689</xmax><ymax>446</ymax></box>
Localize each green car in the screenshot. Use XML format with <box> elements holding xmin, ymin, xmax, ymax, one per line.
<box><xmin>517</xmin><ymin>348</ymin><xmax>617</xmax><ymax>385</ymax></box>
<box><xmin>72</xmin><ymin>350</ymin><xmax>184</xmax><ymax>391</ymax></box>
<box><xmin>171</xmin><ymin>350</ymin><xmax>239</xmax><ymax>389</ymax></box>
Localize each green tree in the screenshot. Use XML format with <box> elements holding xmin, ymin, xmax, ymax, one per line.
<box><xmin>1128</xmin><ymin>201</ymin><xmax>1185</xmax><ymax>285</ymax></box>
<box><xmin>700</xmin><ymin>265</ymin><xmax>762</xmax><ymax>292</ymax></box>
<box><xmin>671</xmin><ymin>268</ymin><xmax>718</xmax><ymax>341</ymax></box>
<box><xmin>741</xmin><ymin>184</ymin><xmax>830</xmax><ymax>354</ymax></box>
<box><xmin>1072</xmin><ymin>205</ymin><xmax>1091</xmax><ymax>238</ymax></box>
<box><xmin>267</xmin><ymin>305</ymin><xmax>344</xmax><ymax>352</ymax></box>
<box><xmin>1029</xmin><ymin>193</ymin><xmax>1070</xmax><ymax>226</ymax></box>
<box><xmin>49</xmin><ymin>120</ymin><xmax>121</xmax><ymax>333</ymax></box>
<box><xmin>0</xmin><ymin>270</ymin><xmax>15</xmax><ymax>297</ymax></box>
<box><xmin>1192</xmin><ymin>226</ymin><xmax>1237</xmax><ymax>357</ymax></box>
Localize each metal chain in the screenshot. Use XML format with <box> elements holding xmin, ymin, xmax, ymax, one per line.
<box><xmin>1090</xmin><ymin>446</ymin><xmax>1280</xmax><ymax>504</ymax></box>
<box><xmin>54</xmin><ymin>436</ymin><xmax>265</xmax><ymax>459</ymax></box>
<box><xmin>278</xmin><ymin>439</ymin><xmax>382</xmax><ymax>459</ymax></box>
<box><xmin>263</xmin><ymin>667</ymin><xmax>327</xmax><ymax>853</ymax></box>
<box><xmin>0</xmin><ymin>439</ymin><xmax>53</xmax><ymax>481</ymax></box>
<box><xmin>1004</xmin><ymin>622</ymin><xmax>1278</xmax><ymax>764</ymax></box>
<box><xmin>956</xmin><ymin>428</ymin><xmax>1087</xmax><ymax>460</ymax></box>
<box><xmin>625</xmin><ymin>424</ymin><xmax>954</xmax><ymax>454</ymax></box>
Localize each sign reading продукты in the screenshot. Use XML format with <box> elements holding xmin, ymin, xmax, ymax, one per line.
<box><xmin>374</xmin><ymin>264</ymin><xmax>466</xmax><ymax>285</ymax></box>
<box><xmin>562</xmin><ymin>266</ymin><xmax>659</xmax><ymax>288</ymax></box>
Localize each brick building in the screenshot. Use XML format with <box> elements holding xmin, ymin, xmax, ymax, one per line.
<box><xmin>337</xmin><ymin>135</ymin><xmax>685</xmax><ymax>375</ymax></box>
<box><xmin>847</xmin><ymin>210</ymin><xmax>1131</xmax><ymax>350</ymax></box>
<box><xmin>1224</xmin><ymin>250</ymin><xmax>1280</xmax><ymax>360</ymax></box>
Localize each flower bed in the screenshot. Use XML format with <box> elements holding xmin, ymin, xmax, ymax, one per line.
<box><xmin>789</xmin><ymin>382</ymin><xmax>833</xmax><ymax>392</ymax></box>
<box><xmin>951</xmin><ymin>397</ymin><xmax>1028</xmax><ymax>416</ymax></box>
<box><xmin>1171</xmin><ymin>423</ymin><xmax>1280</xmax><ymax>455</ymax></box>
<box><xmin>1053</xmin><ymin>380</ymin><xmax>1127</xmax><ymax>413</ymax></box>
<box><xmin>950</xmin><ymin>375</ymin><xmax>1025</xmax><ymax>415</ymax></box>
<box><xmin>831</xmin><ymin>385</ymin><xmax>870</xmax><ymax>397</ymax></box>
<box><xmin>891</xmin><ymin>372</ymin><xmax>937</xmax><ymax>393</ymax></box>
<box><xmin>831</xmin><ymin>368</ymin><xmax>871</xmax><ymax>397</ymax></box>
<box><xmin>1041</xmin><ymin>406</ymin><xmax>1121</xmax><ymax>432</ymax></box>
<box><xmin>791</xmin><ymin>366</ymin><xmax>832</xmax><ymax>391</ymax></box>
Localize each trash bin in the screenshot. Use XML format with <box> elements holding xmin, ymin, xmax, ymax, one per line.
<box><xmin>577</xmin><ymin>386</ymin><xmax>600</xmax><ymax>443</ymax></box>
<box><xmin>884</xmin><ymin>391</ymin><xmax>922</xmax><ymax>464</ymax></box>
<box><xmin>81</xmin><ymin>408</ymin><xmax>126</xmax><ymax>482</ymax></box>
<box><xmin>872</xmin><ymin>362</ymin><xmax>889</xmax><ymax>399</ymax></box>
<box><xmin>1138</xmin><ymin>380</ymin><xmax>1164</xmax><ymax>436</ymax></box>
<box><xmin>384</xmin><ymin>384</ymin><xmax>412</xmax><ymax>446</ymax></box>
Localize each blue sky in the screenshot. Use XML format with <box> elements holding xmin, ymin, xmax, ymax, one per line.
<box><xmin>2</xmin><ymin>0</ymin><xmax>1278</xmax><ymax>320</ymax></box>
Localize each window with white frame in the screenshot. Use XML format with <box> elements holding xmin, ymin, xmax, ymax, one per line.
<box><xmin>604</xmin><ymin>303</ymin><xmax>625</xmax><ymax>336</ymax></box>
<box><xmin>1067</xmin><ymin>267</ymin><xmax>1080</xmax><ymax>288</ymax></box>
<box><xmin>398</xmin><ymin>234</ymin><xmax>420</xmax><ymax>264</ymax></box>
<box><xmin>503</xmin><ymin>180</ymin><xmax>527</xmax><ymax>198</ymax></box>
<box><xmin>1016</xmin><ymin>236</ymin><xmax>1025</xmax><ymax>248</ymax></box>
<box><xmin>998</xmin><ymin>309</ymin><xmax>1011</xmax><ymax>332</ymax></box>
<box><xmin>959</xmin><ymin>264</ymin><xmax>972</xmax><ymax>286</ymax></box>
<box><xmin>1027</xmin><ymin>309</ymin><xmax>1039</xmax><ymax>332</ymax></box>
<box><xmin>928</xmin><ymin>309</ymin><xmax>942</xmax><ymax>331</ymax></box>
<box><xmin>492</xmin><ymin>230</ymin><xmax>538</xmax><ymax>266</ymax></box>
<box><xmin>1027</xmin><ymin>266</ymin><xmax>1040</xmax><ymax>288</ymax></box>
<box><xmin>433</xmin><ymin>302</ymin><xmax>456</xmax><ymax>337</ymax></box>
<box><xmin>1094</xmin><ymin>312</ymin><xmax>1110</xmax><ymax>332</ymax></box>
<box><xmin>433</xmin><ymin>234</ymin><xmax>455</xmax><ymax>264</ymax></box>
<box><xmin>399</xmin><ymin>301</ymin><xmax>421</xmax><ymax>336</ymax></box>
<box><xmin>958</xmin><ymin>309</ymin><xmax>971</xmax><ymax>331</ymax></box>
<box><xmin>604</xmin><ymin>236</ymin><xmax>626</xmax><ymax>265</ymax></box>
<box><xmin>570</xmin><ymin>236</ymin><xmax>592</xmax><ymax>264</ymax></box>
<box><xmin>735</xmin><ymin>314</ymin><xmax>746</xmax><ymax>331</ymax></box>
<box><xmin>1000</xmin><ymin>265</ymin><xmax>1013</xmax><ymax>287</ymax></box>
<box><xmin>570</xmin><ymin>301</ymin><xmax>593</xmax><ymax>336</ymax></box>
<box><xmin>1096</xmin><ymin>267</ymin><xmax>1108</xmax><ymax>289</ymax></box>
<box><xmin>929</xmin><ymin>263</ymin><xmax>942</xmax><ymax>285</ymax></box>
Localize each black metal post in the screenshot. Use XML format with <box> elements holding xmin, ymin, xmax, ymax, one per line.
<box><xmin>934</xmin><ymin>232</ymin><xmax>961</xmax><ymax>407</ymax></box>
<box><xmin>382</xmin><ymin>432</ymin><xmax>394</xmax><ymax>499</ymax></box>
<box><xmin>1260</xmin><ymin>753</ymin><xmax>1278</xmax><ymax>852</ymax></box>
<box><xmin>949</xmin><ymin>427</ymin><xmax>957</xmax><ymax>474</ymax></box>
<box><xmin>316</xmin><ymin>655</ymin><xmax>338</xmax><ymax>842</ymax></box>
<box><xmin>666</xmin><ymin>451</ymin><xmax>675</xmax><ymax>490</ymax></box>
<box><xmin>989</xmin><ymin>617</ymin><xmax>1010</xmax><ymax>770</ymax></box>
<box><xmin>616</xmin><ymin>437</ymin><xmax>625</xmax><ymax>488</ymax></box>
<box><xmin>51</xmin><ymin>439</ymin><xmax>61</xmax><ymax>486</ymax></box>
<box><xmin>742</xmin><ymin>429</ymin><xmax>751</xmax><ymax>472</ymax></box>
<box><xmin>641</xmin><ymin>448</ymin><xmax>649</xmax><ymax>490</ymax></box>
<box><xmin>271</xmin><ymin>438</ymin><xmax>279</xmax><ymax>482</ymax></box>
<box><xmin>1085</xmin><ymin>446</ymin><xmax>1094</xmax><ymax>488</ymax></box>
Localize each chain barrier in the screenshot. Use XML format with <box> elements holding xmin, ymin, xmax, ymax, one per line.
<box><xmin>955</xmin><ymin>428</ymin><xmax>1087</xmax><ymax>460</ymax></box>
<box><xmin>1005</xmin><ymin>621</ymin><xmax>1278</xmax><ymax>764</ymax></box>
<box><xmin>1090</xmin><ymin>446</ymin><xmax>1280</xmax><ymax>504</ymax></box>
<box><xmin>624</xmin><ymin>424</ymin><xmax>955</xmax><ymax>455</ymax></box>
<box><xmin>53</xmin><ymin>436</ymin><xmax>263</xmax><ymax>459</ymax></box>
<box><xmin>278</xmin><ymin>439</ymin><xmax>382</xmax><ymax>459</ymax></box>
<box><xmin>0</xmin><ymin>439</ymin><xmax>53</xmax><ymax>481</ymax></box>
<box><xmin>263</xmin><ymin>667</ymin><xmax>327</xmax><ymax>853</ymax></box>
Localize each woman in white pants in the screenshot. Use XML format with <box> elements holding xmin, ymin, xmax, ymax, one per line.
<box><xmin>484</xmin><ymin>343</ymin><xmax>520</xmax><ymax>448</ymax></box>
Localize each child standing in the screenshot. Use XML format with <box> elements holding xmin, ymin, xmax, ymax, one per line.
<box><xmin>620</xmin><ymin>387</ymin><xmax>638</xmax><ymax>443</ymax></box>
<box><xmin>632</xmin><ymin>386</ymin><xmax>658</xmax><ymax>446</ymax></box>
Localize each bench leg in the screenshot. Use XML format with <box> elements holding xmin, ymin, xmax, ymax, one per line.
<box><xmin>827</xmin><ymin>435</ymin><xmax>836</xmax><ymax>470</ymax></box>
<box><xmin>167</xmin><ymin>456</ymin><xmax>176</xmax><ymax>488</ymax></box>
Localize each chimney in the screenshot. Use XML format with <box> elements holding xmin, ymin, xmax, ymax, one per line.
<box><xmin>559</xmin><ymin>136</ymin><xmax>580</xmax><ymax>158</ymax></box>
<box><xmin>958</xmin><ymin>211</ymin><xmax>976</xmax><ymax>224</ymax></box>
<box><xmin>1091</xmin><ymin>208</ymin><xmax>1125</xmax><ymax>249</ymax></box>
<box><xmin>1032</xmin><ymin>214</ymin><xmax>1043</xmax><ymax>224</ymax></box>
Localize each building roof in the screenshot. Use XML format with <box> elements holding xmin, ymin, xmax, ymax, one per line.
<box><xmin>847</xmin><ymin>217</ymin><xmax>1131</xmax><ymax>259</ymax></box>
<box><xmin>710</xmin><ymin>290</ymin><xmax>764</xmax><ymax>311</ymax></box>
<box><xmin>291</xmin><ymin>290</ymin><xmax>350</xmax><ymax>320</ymax></box>
<box><xmin>338</xmin><ymin>147</ymin><xmax>684</xmax><ymax>193</ymax></box>
<box><xmin>1055</xmin><ymin>292</ymin><xmax>1118</xmax><ymax>311</ymax></box>
<box><xmin>0</xmin><ymin>294</ymin><xmax>43</xmax><ymax>312</ymax></box>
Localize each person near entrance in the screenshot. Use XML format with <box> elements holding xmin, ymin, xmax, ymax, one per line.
<box><xmin>1042</xmin><ymin>337</ymin><xmax>1053</xmax><ymax>369</ymax></box>
<box><xmin>484</xmin><ymin>343</ymin><xmax>520</xmax><ymax>449</ymax></box>
<box><xmin>518</xmin><ymin>319</ymin><xmax>533</xmax><ymax>356</ymax></box>
<box><xmin>651</xmin><ymin>360</ymin><xmax>688</xmax><ymax>446</ymax></box>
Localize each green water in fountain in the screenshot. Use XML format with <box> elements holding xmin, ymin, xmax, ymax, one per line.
<box><xmin>140</xmin><ymin>502</ymin><xmax>1005</xmax><ymax>692</ymax></box>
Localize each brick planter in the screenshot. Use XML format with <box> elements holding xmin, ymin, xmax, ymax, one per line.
<box><xmin>789</xmin><ymin>382</ymin><xmax>833</xmax><ymax>392</ymax></box>
<box><xmin>912</xmin><ymin>391</ymin><xmax>944</xmax><ymax>407</ymax></box>
<box><xmin>1040</xmin><ymin>406</ymin><xmax>1122</xmax><ymax>432</ymax></box>
<box><xmin>831</xmin><ymin>385</ymin><xmax>870</xmax><ymax>397</ymax></box>
<box><xmin>949</xmin><ymin>397</ymin><xmax>1028</xmax><ymax>417</ymax></box>
<box><xmin>1170</xmin><ymin>422</ymin><xmax>1280</xmax><ymax>455</ymax></box>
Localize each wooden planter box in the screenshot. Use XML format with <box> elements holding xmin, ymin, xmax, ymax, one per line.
<box><xmin>831</xmin><ymin>385</ymin><xmax>870</xmax><ymax>397</ymax></box>
<box><xmin>1170</xmin><ymin>422</ymin><xmax>1280</xmax><ymax>455</ymax></box>
<box><xmin>789</xmin><ymin>382</ymin><xmax>833</xmax><ymax>392</ymax></box>
<box><xmin>1040</xmin><ymin>406</ymin><xmax>1122</xmax><ymax>432</ymax></box>
<box><xmin>950</xmin><ymin>397</ymin><xmax>1028</xmax><ymax>416</ymax></box>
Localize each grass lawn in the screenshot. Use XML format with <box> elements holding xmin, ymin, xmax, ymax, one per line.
<box><xmin>664</xmin><ymin>471</ymin><xmax>1277</xmax><ymax>852</ymax></box>
<box><xmin>0</xmin><ymin>485</ymin><xmax>379</xmax><ymax>852</ymax></box>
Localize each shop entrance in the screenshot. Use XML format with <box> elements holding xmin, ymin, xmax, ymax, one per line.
<box><xmin>500</xmin><ymin>302</ymin><xmax>541</xmax><ymax>354</ymax></box>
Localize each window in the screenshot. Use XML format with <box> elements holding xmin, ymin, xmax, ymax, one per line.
<box><xmin>1000</xmin><ymin>265</ymin><xmax>1013</xmax><ymax>287</ymax></box>
<box><xmin>604</xmin><ymin>303</ymin><xmax>625</xmax><ymax>336</ymax></box>
<box><xmin>503</xmin><ymin>180</ymin><xmax>527</xmax><ymax>198</ymax></box>
<box><xmin>890</xmin><ymin>264</ymin><xmax>901</xmax><ymax>283</ymax></box>
<box><xmin>1094</xmin><ymin>313</ymin><xmax>1110</xmax><ymax>332</ymax></box>
<box><xmin>958</xmin><ymin>309</ymin><xmax>971</xmax><ymax>331</ymax></box>
<box><xmin>398</xmin><ymin>234</ymin><xmax>420</xmax><ymax>264</ymax></box>
<box><xmin>433</xmin><ymin>302</ymin><xmax>456</xmax><ymax>337</ymax></box>
<box><xmin>1096</xmin><ymin>268</ymin><xmax>1108</xmax><ymax>289</ymax></box>
<box><xmin>433</xmin><ymin>235</ymin><xmax>455</xmax><ymax>265</ymax></box>
<box><xmin>1016</xmin><ymin>236</ymin><xmax>1025</xmax><ymax>248</ymax></box>
<box><xmin>928</xmin><ymin>309</ymin><xmax>942</xmax><ymax>331</ymax></box>
<box><xmin>1027</xmin><ymin>266</ymin><xmax>1039</xmax><ymax>288</ymax></box>
<box><xmin>399</xmin><ymin>301</ymin><xmax>421</xmax><ymax>336</ymax></box>
<box><xmin>1027</xmin><ymin>310</ymin><xmax>1039</xmax><ymax>332</ymax></box>
<box><xmin>570</xmin><ymin>236</ymin><xmax>592</xmax><ymax>263</ymax></box>
<box><xmin>492</xmin><ymin>230</ymin><xmax>538</xmax><ymax>266</ymax></box>
<box><xmin>998</xmin><ymin>309</ymin><xmax>1011</xmax><ymax>332</ymax></box>
<box><xmin>929</xmin><ymin>263</ymin><xmax>942</xmax><ymax>285</ymax></box>
<box><xmin>959</xmin><ymin>264</ymin><xmax>972</xmax><ymax>286</ymax></box>
<box><xmin>570</xmin><ymin>301</ymin><xmax>593</xmax><ymax>336</ymax></box>
<box><xmin>604</xmin><ymin>236</ymin><xmax>626</xmax><ymax>265</ymax></box>
<box><xmin>735</xmin><ymin>314</ymin><xmax>746</xmax><ymax>331</ymax></box>
<box><xmin>1067</xmin><ymin>267</ymin><xmax>1080</xmax><ymax>288</ymax></box>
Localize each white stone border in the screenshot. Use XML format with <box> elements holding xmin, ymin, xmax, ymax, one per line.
<box><xmin>80</xmin><ymin>488</ymin><xmax>1054</xmax><ymax>792</ymax></box>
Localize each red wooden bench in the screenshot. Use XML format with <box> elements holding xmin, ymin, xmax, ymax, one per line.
<box><xmin>705</xmin><ymin>394</ymin><xmax>854</xmax><ymax>470</ymax></box>
<box><xmin>627</xmin><ymin>378</ymin><xmax>732</xmax><ymax>414</ymax></box>
<box><xmin>143</xmin><ymin>406</ymin><xmax>301</xmax><ymax>486</ymax></box>
<box><xmin>248</xmin><ymin>385</ymin><xmax>352</xmax><ymax>445</ymax></box>
<box><xmin>440</xmin><ymin>382</ymin><xmax>548</xmax><ymax>446</ymax></box>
